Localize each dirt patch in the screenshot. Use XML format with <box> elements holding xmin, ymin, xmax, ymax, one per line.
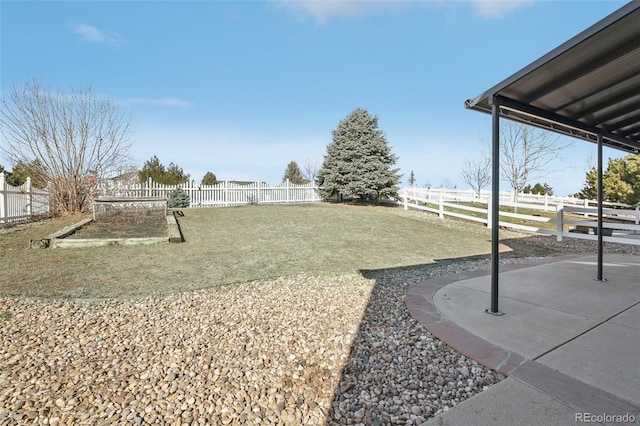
<box><xmin>66</xmin><ymin>211</ymin><xmax>167</xmax><ymax>239</ymax></box>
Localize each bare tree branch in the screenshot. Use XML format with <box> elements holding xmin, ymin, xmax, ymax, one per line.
<box><xmin>497</xmin><ymin>121</ymin><xmax>570</xmax><ymax>195</ymax></box>
<box><xmin>0</xmin><ymin>79</ymin><xmax>132</xmax><ymax>214</ymax></box>
<box><xmin>461</xmin><ymin>153</ymin><xmax>491</xmax><ymax>198</ymax></box>
<box><xmin>302</xmin><ymin>158</ymin><xmax>319</xmax><ymax>183</ymax></box>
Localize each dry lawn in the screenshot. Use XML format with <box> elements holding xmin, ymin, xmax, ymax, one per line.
<box><xmin>0</xmin><ymin>203</ymin><xmax>522</xmax><ymax>299</ymax></box>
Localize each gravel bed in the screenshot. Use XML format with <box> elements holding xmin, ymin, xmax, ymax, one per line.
<box><xmin>1</xmin><ymin>275</ymin><xmax>373</xmax><ymax>425</ymax></box>
<box><xmin>1</xmin><ymin>231</ymin><xmax>637</xmax><ymax>425</ymax></box>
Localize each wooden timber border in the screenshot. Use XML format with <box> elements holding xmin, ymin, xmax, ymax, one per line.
<box><xmin>30</xmin><ymin>212</ymin><xmax>183</xmax><ymax>249</ymax></box>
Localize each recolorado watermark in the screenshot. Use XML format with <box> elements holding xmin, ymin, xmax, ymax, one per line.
<box><xmin>575</xmin><ymin>412</ymin><xmax>637</xmax><ymax>423</ymax></box>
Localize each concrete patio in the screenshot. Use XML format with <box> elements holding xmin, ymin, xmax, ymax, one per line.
<box><xmin>406</xmin><ymin>253</ymin><xmax>640</xmax><ymax>425</ymax></box>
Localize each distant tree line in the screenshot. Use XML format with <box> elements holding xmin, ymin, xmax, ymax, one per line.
<box><xmin>523</xmin><ymin>182</ymin><xmax>554</xmax><ymax>196</ymax></box>
<box><xmin>138</xmin><ymin>155</ymin><xmax>218</xmax><ymax>187</ymax></box>
<box><xmin>139</xmin><ymin>155</ymin><xmax>190</xmax><ymax>185</ymax></box>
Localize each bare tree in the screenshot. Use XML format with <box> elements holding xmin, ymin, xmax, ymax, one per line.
<box><xmin>460</xmin><ymin>154</ymin><xmax>491</xmax><ymax>198</ymax></box>
<box><xmin>302</xmin><ymin>158</ymin><xmax>319</xmax><ymax>183</ymax></box>
<box><xmin>497</xmin><ymin>121</ymin><xmax>569</xmax><ymax>201</ymax></box>
<box><xmin>0</xmin><ymin>80</ymin><xmax>132</xmax><ymax>214</ymax></box>
<box><xmin>440</xmin><ymin>179</ymin><xmax>456</xmax><ymax>189</ymax></box>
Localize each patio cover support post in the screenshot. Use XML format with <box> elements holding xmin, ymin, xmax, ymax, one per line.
<box><xmin>487</xmin><ymin>96</ymin><xmax>504</xmax><ymax>316</ymax></box>
<box><xmin>596</xmin><ymin>133</ymin><xmax>605</xmax><ymax>281</ymax></box>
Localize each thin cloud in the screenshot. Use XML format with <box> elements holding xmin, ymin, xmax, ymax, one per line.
<box><xmin>468</xmin><ymin>0</ymin><xmax>534</xmax><ymax>18</ymax></box>
<box><xmin>149</xmin><ymin>97</ymin><xmax>194</xmax><ymax>109</ymax></box>
<box><xmin>274</xmin><ymin>0</ymin><xmax>405</xmax><ymax>23</ymax></box>
<box><xmin>71</xmin><ymin>23</ymin><xmax>126</xmax><ymax>47</ymax></box>
<box><xmin>275</xmin><ymin>0</ymin><xmax>534</xmax><ymax>22</ymax></box>
<box><xmin>122</xmin><ymin>97</ymin><xmax>194</xmax><ymax>109</ymax></box>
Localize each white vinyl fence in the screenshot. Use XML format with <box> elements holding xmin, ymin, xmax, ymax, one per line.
<box><xmin>97</xmin><ymin>179</ymin><xmax>322</xmax><ymax>207</ymax></box>
<box><xmin>400</xmin><ymin>187</ymin><xmax>640</xmax><ymax>246</ymax></box>
<box><xmin>400</xmin><ymin>187</ymin><xmax>630</xmax><ymax>211</ymax></box>
<box><xmin>0</xmin><ymin>174</ymin><xmax>50</xmax><ymax>226</ymax></box>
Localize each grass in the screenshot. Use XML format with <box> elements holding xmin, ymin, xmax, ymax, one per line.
<box><xmin>0</xmin><ymin>203</ymin><xmax>530</xmax><ymax>299</ymax></box>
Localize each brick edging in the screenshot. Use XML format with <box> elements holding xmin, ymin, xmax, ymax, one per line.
<box><xmin>405</xmin><ymin>254</ymin><xmax>640</xmax><ymax>421</ymax></box>
<box><xmin>405</xmin><ymin>255</ymin><xmax>584</xmax><ymax>375</ymax></box>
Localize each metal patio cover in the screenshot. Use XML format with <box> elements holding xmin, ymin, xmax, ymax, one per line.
<box><xmin>463</xmin><ymin>1</ymin><xmax>640</xmax><ymax>315</ymax></box>
<box><xmin>465</xmin><ymin>1</ymin><xmax>640</xmax><ymax>154</ymax></box>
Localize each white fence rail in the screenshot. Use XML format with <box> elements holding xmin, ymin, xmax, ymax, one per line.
<box><xmin>98</xmin><ymin>179</ymin><xmax>322</xmax><ymax>207</ymax></box>
<box><xmin>0</xmin><ymin>174</ymin><xmax>50</xmax><ymax>226</ymax></box>
<box><xmin>402</xmin><ymin>187</ymin><xmax>629</xmax><ymax>212</ymax></box>
<box><xmin>400</xmin><ymin>187</ymin><xmax>640</xmax><ymax>246</ymax></box>
<box><xmin>557</xmin><ymin>205</ymin><xmax>640</xmax><ymax>244</ymax></box>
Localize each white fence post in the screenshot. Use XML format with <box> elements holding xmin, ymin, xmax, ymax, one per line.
<box><xmin>189</xmin><ymin>180</ymin><xmax>195</xmax><ymax>207</ymax></box>
<box><xmin>636</xmin><ymin>206</ymin><xmax>639</xmax><ymax>225</ymax></box>
<box><xmin>403</xmin><ymin>188</ymin><xmax>408</xmax><ymax>211</ymax></box>
<box><xmin>25</xmin><ymin>177</ymin><xmax>32</xmax><ymax>217</ymax></box>
<box><xmin>556</xmin><ymin>203</ymin><xmax>564</xmax><ymax>242</ymax></box>
<box><xmin>0</xmin><ymin>173</ymin><xmax>6</xmax><ymax>224</ymax></box>
<box><xmin>286</xmin><ymin>179</ymin><xmax>290</xmax><ymax>203</ymax></box>
<box><xmin>487</xmin><ymin>199</ymin><xmax>492</xmax><ymax>229</ymax></box>
<box><xmin>438</xmin><ymin>196</ymin><xmax>444</xmax><ymax>219</ymax></box>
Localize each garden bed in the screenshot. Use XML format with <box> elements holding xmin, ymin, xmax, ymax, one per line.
<box><xmin>30</xmin><ymin>210</ymin><xmax>182</xmax><ymax>249</ymax></box>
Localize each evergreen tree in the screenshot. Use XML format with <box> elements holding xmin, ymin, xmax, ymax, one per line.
<box><xmin>576</xmin><ymin>154</ymin><xmax>640</xmax><ymax>205</ymax></box>
<box><xmin>164</xmin><ymin>162</ymin><xmax>190</xmax><ymax>185</ymax></box>
<box><xmin>167</xmin><ymin>188</ymin><xmax>190</xmax><ymax>208</ymax></box>
<box><xmin>523</xmin><ymin>182</ymin><xmax>554</xmax><ymax>195</ymax></box>
<box><xmin>139</xmin><ymin>155</ymin><xmax>189</xmax><ymax>185</ymax></box>
<box><xmin>576</xmin><ymin>168</ymin><xmax>598</xmax><ymax>200</ymax></box>
<box><xmin>6</xmin><ymin>161</ymin><xmax>29</xmax><ymax>186</ymax></box>
<box><xmin>408</xmin><ymin>170</ymin><xmax>415</xmax><ymax>187</ymax></box>
<box><xmin>139</xmin><ymin>155</ymin><xmax>165</xmax><ymax>184</ymax></box>
<box><xmin>316</xmin><ymin>108</ymin><xmax>401</xmax><ymax>201</ymax></box>
<box><xmin>283</xmin><ymin>161</ymin><xmax>308</xmax><ymax>184</ymax></box>
<box><xmin>201</xmin><ymin>171</ymin><xmax>218</xmax><ymax>186</ymax></box>
<box><xmin>6</xmin><ymin>159</ymin><xmax>48</xmax><ymax>188</ymax></box>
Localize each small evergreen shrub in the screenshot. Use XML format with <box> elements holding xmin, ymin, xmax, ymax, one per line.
<box><xmin>168</xmin><ymin>188</ymin><xmax>190</xmax><ymax>208</ymax></box>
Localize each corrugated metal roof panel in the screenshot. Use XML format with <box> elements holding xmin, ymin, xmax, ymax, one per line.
<box><xmin>465</xmin><ymin>2</ymin><xmax>640</xmax><ymax>153</ymax></box>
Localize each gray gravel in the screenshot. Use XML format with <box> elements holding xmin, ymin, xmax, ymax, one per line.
<box><xmin>1</xmin><ymin>229</ymin><xmax>637</xmax><ymax>425</ymax></box>
<box><xmin>327</xmin><ymin>259</ymin><xmax>504</xmax><ymax>426</ymax></box>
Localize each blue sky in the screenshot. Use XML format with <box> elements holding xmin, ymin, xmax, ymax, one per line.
<box><xmin>0</xmin><ymin>0</ymin><xmax>631</xmax><ymax>195</ymax></box>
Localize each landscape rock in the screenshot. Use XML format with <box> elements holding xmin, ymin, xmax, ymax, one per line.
<box><xmin>2</xmin><ymin>230</ymin><xmax>635</xmax><ymax>424</ymax></box>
